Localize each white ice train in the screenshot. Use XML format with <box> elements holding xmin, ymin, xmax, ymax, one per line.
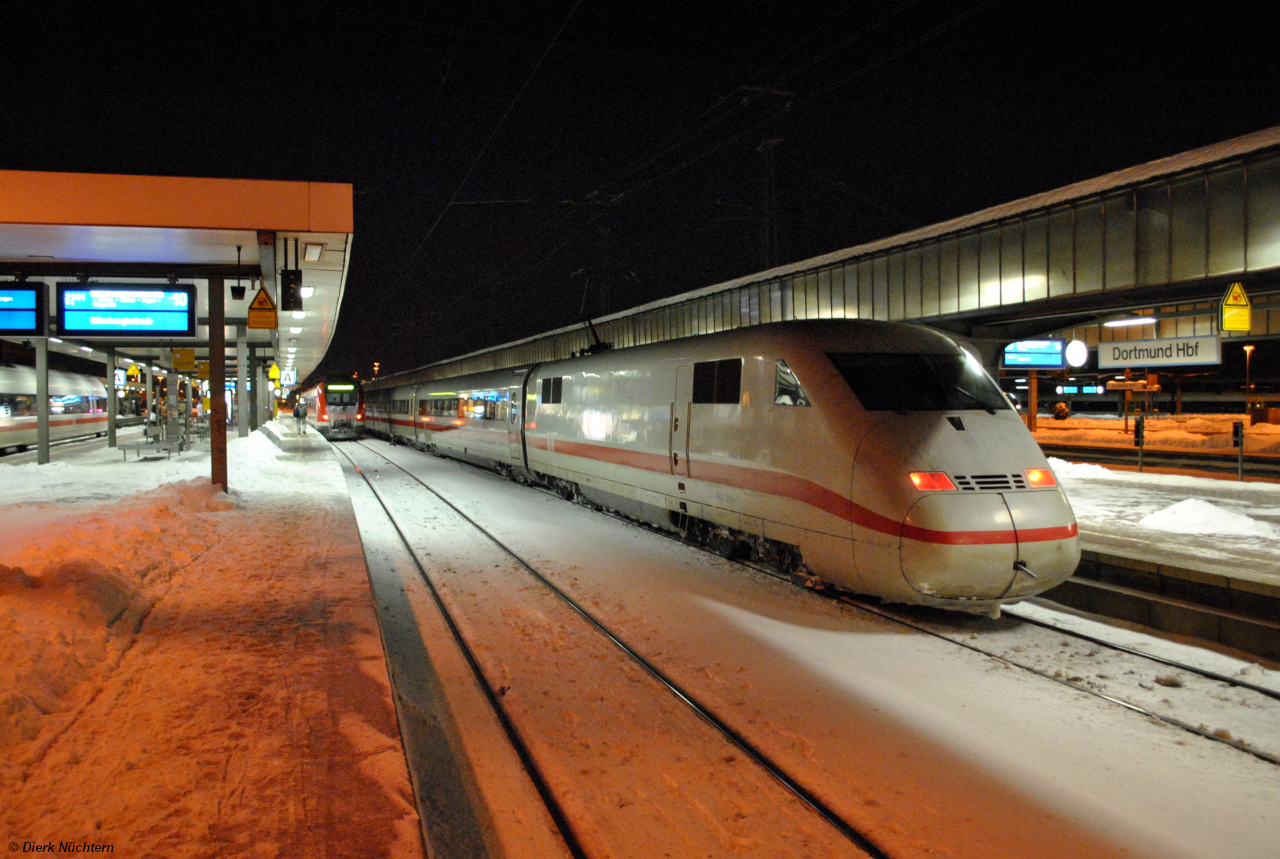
<box><xmin>365</xmin><ymin>320</ymin><xmax>1079</xmax><ymax>614</ymax></box>
<box><xmin>0</xmin><ymin>365</ymin><xmax>113</xmax><ymax>452</ymax></box>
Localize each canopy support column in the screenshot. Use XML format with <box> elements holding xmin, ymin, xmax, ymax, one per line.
<box><xmin>35</xmin><ymin>337</ymin><xmax>49</xmax><ymax>464</ymax></box>
<box><xmin>210</xmin><ymin>277</ymin><xmax>227</xmax><ymax>491</ymax></box>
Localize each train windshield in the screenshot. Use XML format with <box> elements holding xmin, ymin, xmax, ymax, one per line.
<box><xmin>325</xmin><ymin>386</ymin><xmax>358</xmax><ymax>406</ymax></box>
<box><xmin>827</xmin><ymin>352</ymin><xmax>1010</xmax><ymax>413</ymax></box>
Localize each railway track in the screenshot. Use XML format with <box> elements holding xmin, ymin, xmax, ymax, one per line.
<box><xmin>336</xmin><ymin>440</ymin><xmax>888</xmax><ymax>859</ymax></box>
<box><xmin>524</xmin><ymin>464</ymin><xmax>1280</xmax><ymax>768</ymax></box>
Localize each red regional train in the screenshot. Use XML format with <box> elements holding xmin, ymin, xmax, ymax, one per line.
<box><xmin>364</xmin><ymin>320</ymin><xmax>1079</xmax><ymax>614</ymax></box>
<box><xmin>297</xmin><ymin>378</ymin><xmax>365</xmax><ymax>440</ymax></box>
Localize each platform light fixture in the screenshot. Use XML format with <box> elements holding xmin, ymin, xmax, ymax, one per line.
<box><xmin>292</xmin><ymin>311</ymin><xmax>307</xmax><ymax>319</ymax></box>
<box><xmin>289</xmin><ymin>326</ymin><xmax>302</xmax><ymax>334</ymax></box>
<box><xmin>300</xmin><ymin>286</ymin><xmax>315</xmax><ymax>299</ymax></box>
<box><xmin>1103</xmin><ymin>315</ymin><xmax>1156</xmax><ymax>328</ymax></box>
<box><xmin>303</xmin><ymin>243</ymin><xmax>324</xmax><ymax>262</ymax></box>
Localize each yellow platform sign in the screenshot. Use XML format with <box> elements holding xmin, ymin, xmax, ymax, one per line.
<box><xmin>173</xmin><ymin>348</ymin><xmax>195</xmax><ymax>372</ymax></box>
<box><xmin>247</xmin><ymin>287</ymin><xmax>278</xmax><ymax>330</ymax></box>
<box><xmin>1221</xmin><ymin>282</ymin><xmax>1252</xmax><ymax>332</ymax></box>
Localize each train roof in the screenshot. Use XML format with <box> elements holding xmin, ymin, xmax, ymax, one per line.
<box><xmin>0</xmin><ymin>365</ymin><xmax>108</xmax><ymax>397</ymax></box>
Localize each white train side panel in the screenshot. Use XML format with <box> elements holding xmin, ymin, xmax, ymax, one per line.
<box><xmin>366</xmin><ymin>320</ymin><xmax>1079</xmax><ymax>613</ymax></box>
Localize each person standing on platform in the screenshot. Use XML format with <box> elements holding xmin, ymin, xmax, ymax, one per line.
<box><xmin>293</xmin><ymin>398</ymin><xmax>308</xmax><ymax>435</ymax></box>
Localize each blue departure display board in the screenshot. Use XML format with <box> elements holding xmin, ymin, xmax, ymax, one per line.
<box><xmin>0</xmin><ymin>285</ymin><xmax>46</xmax><ymax>336</ymax></box>
<box><xmin>1001</xmin><ymin>339</ymin><xmax>1066</xmax><ymax>369</ymax></box>
<box><xmin>57</xmin><ymin>284</ymin><xmax>197</xmax><ymax>338</ymax></box>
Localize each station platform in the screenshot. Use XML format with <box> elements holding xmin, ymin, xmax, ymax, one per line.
<box><xmin>0</xmin><ymin>422</ymin><xmax>424</xmax><ymax>857</ymax></box>
<box><xmin>1041</xmin><ymin>446</ymin><xmax>1280</xmax><ymax>661</ymax></box>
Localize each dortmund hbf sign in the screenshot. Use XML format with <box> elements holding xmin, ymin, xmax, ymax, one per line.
<box><xmin>1220</xmin><ymin>282</ymin><xmax>1252</xmax><ymax>332</ymax></box>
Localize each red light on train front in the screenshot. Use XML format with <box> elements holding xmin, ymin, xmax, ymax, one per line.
<box><xmin>1024</xmin><ymin>468</ymin><xmax>1057</xmax><ymax>488</ymax></box>
<box><xmin>909</xmin><ymin>472</ymin><xmax>956</xmax><ymax>491</ymax></box>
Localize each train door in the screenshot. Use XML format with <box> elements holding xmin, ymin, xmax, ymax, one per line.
<box><xmin>512</xmin><ymin>368</ymin><xmax>533</xmax><ymax>470</ymax></box>
<box><xmin>671</xmin><ymin>364</ymin><xmax>691</xmax><ymax>476</ymax></box>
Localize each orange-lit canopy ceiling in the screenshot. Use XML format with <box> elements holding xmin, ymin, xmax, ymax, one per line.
<box><xmin>0</xmin><ymin>170</ymin><xmax>354</xmax><ymax>388</ymax></box>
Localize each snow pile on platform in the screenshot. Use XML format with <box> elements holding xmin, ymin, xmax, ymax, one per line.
<box><xmin>0</xmin><ymin>430</ymin><xmax>422</xmax><ymax>857</ymax></box>
<box><xmin>0</xmin><ymin>479</ymin><xmax>231</xmax><ymax>765</ymax></box>
<box><xmin>1047</xmin><ymin>457</ymin><xmax>1112</xmax><ymax>479</ymax></box>
<box><xmin>1138</xmin><ymin>498</ymin><xmax>1280</xmax><ymax>538</ymax></box>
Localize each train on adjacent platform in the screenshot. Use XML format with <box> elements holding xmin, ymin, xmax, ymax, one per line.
<box><xmin>297</xmin><ymin>378</ymin><xmax>365</xmax><ymax>440</ymax></box>
<box><xmin>0</xmin><ymin>365</ymin><xmax>115</xmax><ymax>453</ymax></box>
<box><xmin>364</xmin><ymin>320</ymin><xmax>1080</xmax><ymax>614</ymax></box>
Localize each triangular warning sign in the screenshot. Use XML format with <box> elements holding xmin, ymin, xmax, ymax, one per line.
<box><xmin>249</xmin><ymin>287</ymin><xmax>277</xmax><ymax>310</ymax></box>
<box><xmin>1223</xmin><ymin>282</ymin><xmax>1250</xmax><ymax>307</ymax></box>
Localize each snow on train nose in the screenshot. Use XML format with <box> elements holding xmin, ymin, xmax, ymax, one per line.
<box><xmin>900</xmin><ymin>476</ymin><xmax>1079</xmax><ymax>600</ymax></box>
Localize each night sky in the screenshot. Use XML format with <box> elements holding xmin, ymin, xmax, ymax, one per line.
<box><xmin>4</xmin><ymin>1</ymin><xmax>1279</xmax><ymax>378</ymax></box>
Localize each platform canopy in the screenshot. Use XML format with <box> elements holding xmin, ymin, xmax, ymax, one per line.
<box><xmin>0</xmin><ymin>169</ymin><xmax>354</xmax><ymax>387</ymax></box>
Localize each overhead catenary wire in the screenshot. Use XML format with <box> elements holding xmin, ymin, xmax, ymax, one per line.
<box><xmin>402</xmin><ymin>0</ymin><xmax>586</xmax><ymax>282</ymax></box>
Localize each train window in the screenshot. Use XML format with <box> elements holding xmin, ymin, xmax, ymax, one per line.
<box><xmin>827</xmin><ymin>352</ymin><xmax>1010</xmax><ymax>413</ymax></box>
<box><xmin>693</xmin><ymin>358</ymin><xmax>742</xmax><ymax>404</ymax></box>
<box><xmin>326</xmin><ymin>387</ymin><xmax>358</xmax><ymax>406</ymax></box>
<box><xmin>774</xmin><ymin>360</ymin><xmax>811</xmax><ymax>406</ymax></box>
<box><xmin>540</xmin><ymin>376</ymin><xmax>564</xmax><ymax>404</ymax></box>
<box><xmin>419</xmin><ymin>401</ymin><xmax>429</xmax><ymax>416</ymax></box>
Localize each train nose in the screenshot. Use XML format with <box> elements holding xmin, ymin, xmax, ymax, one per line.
<box><xmin>900</xmin><ymin>489</ymin><xmax>1079</xmax><ymax>601</ymax></box>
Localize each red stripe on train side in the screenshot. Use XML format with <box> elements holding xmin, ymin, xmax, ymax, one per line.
<box><xmin>528</xmin><ymin>434</ymin><xmax>1077</xmax><ymax>546</ymax></box>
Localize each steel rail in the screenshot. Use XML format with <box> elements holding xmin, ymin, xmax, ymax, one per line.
<box><xmin>333</xmin><ymin>443</ymin><xmax>589</xmax><ymax>859</ymax></box>
<box><xmin>354</xmin><ymin>440</ymin><xmax>893</xmax><ymax>859</ymax></box>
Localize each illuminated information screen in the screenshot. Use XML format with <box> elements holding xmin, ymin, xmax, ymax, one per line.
<box><xmin>58</xmin><ymin>284</ymin><xmax>196</xmax><ymax>338</ymax></box>
<box><xmin>0</xmin><ymin>285</ymin><xmax>45</xmax><ymax>336</ymax></box>
<box><xmin>1001</xmin><ymin>339</ymin><xmax>1066</xmax><ymax>369</ymax></box>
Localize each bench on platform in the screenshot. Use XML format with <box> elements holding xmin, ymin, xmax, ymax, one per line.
<box><xmin>119</xmin><ymin>439</ymin><xmax>184</xmax><ymax>461</ymax></box>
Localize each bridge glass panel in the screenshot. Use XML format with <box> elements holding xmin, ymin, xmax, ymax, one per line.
<box><xmin>1170</xmin><ymin>176</ymin><xmax>1207</xmax><ymax>282</ymax></box>
<box><xmin>873</xmin><ymin>255</ymin><xmax>890</xmax><ymax>319</ymax></box>
<box><xmin>780</xmin><ymin>278</ymin><xmax>794</xmax><ymax>320</ymax></box>
<box><xmin>1104</xmin><ymin>192</ymin><xmax>1136</xmax><ymax>289</ymax></box>
<box><xmin>1024</xmin><ymin>214</ymin><xmax>1048</xmax><ymax>302</ymax></box>
<box><xmin>938</xmin><ymin>238</ymin><xmax>959</xmax><ymax>314</ymax></box>
<box><xmin>979</xmin><ymin>227</ymin><xmax>1001</xmax><ymax>307</ymax></box>
<box><xmin>1137</xmin><ymin>184</ymin><xmax>1171</xmax><ymax>285</ymax></box>
<box><xmin>905</xmin><ymin>248</ymin><xmax>922</xmax><ymax>318</ymax></box>
<box><xmin>1049</xmin><ymin>209</ymin><xmax>1075</xmax><ymax>296</ymax></box>
<box><xmin>817</xmin><ymin>269</ymin><xmax>831</xmax><ymax>318</ymax></box>
<box><xmin>1246</xmin><ymin>158</ymin><xmax>1280</xmax><ymax>270</ymax></box>
<box><xmin>804</xmin><ymin>272</ymin><xmax>819</xmax><ymax>319</ymax></box>
<box><xmin>958</xmin><ymin>233</ymin><xmax>979</xmax><ymax>311</ymax></box>
<box><xmin>858</xmin><ymin>260</ymin><xmax>875</xmax><ymax>319</ymax></box>
<box><xmin>831</xmin><ymin>266</ymin><xmax>847</xmax><ymax>318</ymax></box>
<box><xmin>1075</xmin><ymin>201</ymin><xmax>1104</xmax><ymax>293</ymax></box>
<box><xmin>1000</xmin><ymin>222</ymin><xmax>1023</xmax><ymax>305</ymax></box>
<box><xmin>768</xmin><ymin>279</ymin><xmax>783</xmax><ymax>321</ymax></box>
<box><xmin>921</xmin><ymin>244</ymin><xmax>940</xmax><ymax>316</ymax></box>
<box><xmin>836</xmin><ymin>265</ymin><xmax>851</xmax><ymax>318</ymax></box>
<box><xmin>1207</xmin><ymin>168</ymin><xmax>1245</xmax><ymax>276</ymax></box>
<box><xmin>888</xmin><ymin>252</ymin><xmax>906</xmax><ymax>319</ymax></box>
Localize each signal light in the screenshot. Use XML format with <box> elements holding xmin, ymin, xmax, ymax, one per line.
<box><xmin>1024</xmin><ymin>468</ymin><xmax>1057</xmax><ymax>488</ymax></box>
<box><xmin>280</xmin><ymin>269</ymin><xmax>303</xmax><ymax>311</ymax></box>
<box><xmin>909</xmin><ymin>472</ymin><xmax>957</xmax><ymax>491</ymax></box>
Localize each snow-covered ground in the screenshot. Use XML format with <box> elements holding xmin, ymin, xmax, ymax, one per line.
<box><xmin>1034</xmin><ymin>411</ymin><xmax>1280</xmax><ymax>454</ymax></box>
<box><xmin>3</xmin><ymin>427</ymin><xmax>1280</xmax><ymax>858</ymax></box>
<box><xmin>0</xmin><ymin>430</ymin><xmax>422</xmax><ymax>858</ymax></box>
<box><xmin>1050</xmin><ymin>456</ymin><xmax>1280</xmax><ymax>581</ymax></box>
<box><xmin>363</xmin><ymin>439</ymin><xmax>1280</xmax><ymax>859</ymax></box>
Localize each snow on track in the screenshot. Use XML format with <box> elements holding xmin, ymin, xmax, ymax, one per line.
<box><xmin>343</xmin><ymin>442</ymin><xmax>874</xmax><ymax>859</ymax></box>
<box><xmin>367</xmin><ymin>438</ymin><xmax>1280</xmax><ymax>859</ymax></box>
